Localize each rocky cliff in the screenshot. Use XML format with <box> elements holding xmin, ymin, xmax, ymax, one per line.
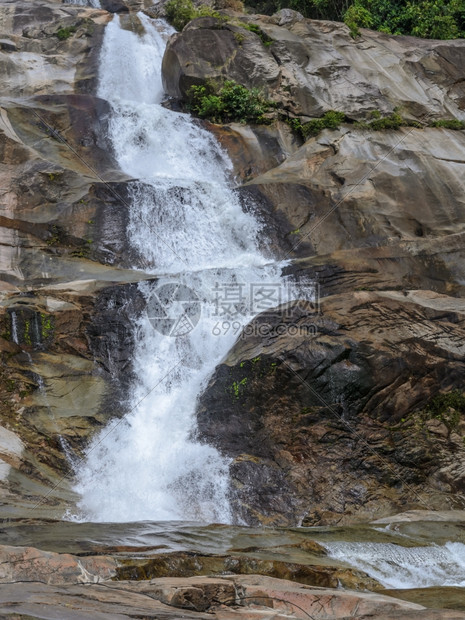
<box><xmin>1</xmin><ymin>0</ymin><xmax>465</xmax><ymax>529</ymax></box>
<box><xmin>161</xmin><ymin>9</ymin><xmax>465</xmax><ymax>525</ymax></box>
<box><xmin>0</xmin><ymin>0</ymin><xmax>152</xmax><ymax>516</ymax></box>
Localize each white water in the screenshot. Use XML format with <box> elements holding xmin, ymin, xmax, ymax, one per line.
<box><xmin>64</xmin><ymin>0</ymin><xmax>102</xmax><ymax>7</ymax></box>
<box><xmin>325</xmin><ymin>541</ymin><xmax>465</xmax><ymax>588</ymax></box>
<box><xmin>10</xmin><ymin>311</ymin><xmax>18</xmax><ymax>344</ymax></box>
<box><xmin>74</xmin><ymin>14</ymin><xmax>313</xmax><ymax>523</ymax></box>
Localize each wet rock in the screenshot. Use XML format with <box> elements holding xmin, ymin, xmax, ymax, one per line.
<box><xmin>0</xmin><ymin>581</ymin><xmax>211</xmax><ymax>619</ymax></box>
<box><xmin>197</xmin><ymin>291</ymin><xmax>465</xmax><ymax>526</ymax></box>
<box><xmin>373</xmin><ymin>510</ymin><xmax>465</xmax><ymax>525</ymax></box>
<box><xmin>383</xmin><ymin>587</ymin><xmax>465</xmax><ymax>613</ymax></box>
<box><xmin>0</xmin><ymin>544</ymin><xmax>461</xmax><ymax>618</ymax></box>
<box><xmin>100</xmin><ymin>0</ymin><xmax>130</xmax><ymax>12</ymax></box>
<box><xmin>115</xmin><ymin>550</ymin><xmax>381</xmax><ymax>590</ymax></box>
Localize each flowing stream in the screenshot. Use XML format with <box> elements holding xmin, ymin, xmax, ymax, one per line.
<box><xmin>74</xmin><ymin>14</ymin><xmax>310</xmax><ymax>523</ymax></box>
<box><xmin>324</xmin><ymin>541</ymin><xmax>465</xmax><ymax>588</ymax></box>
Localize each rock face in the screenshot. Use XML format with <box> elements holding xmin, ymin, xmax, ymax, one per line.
<box><xmin>1</xmin><ymin>0</ymin><xmax>465</xmax><ymax>537</ymax></box>
<box><xmin>0</xmin><ymin>0</ymin><xmax>150</xmax><ymax>516</ymax></box>
<box><xmin>162</xmin><ymin>12</ymin><xmax>465</xmax><ymax>122</ymax></box>
<box><xmin>161</xmin><ymin>12</ymin><xmax>465</xmax><ymax>524</ymax></box>
<box><xmin>0</xmin><ymin>543</ymin><xmax>462</xmax><ymax>620</ymax></box>
<box><xmin>198</xmin><ymin>292</ymin><xmax>465</xmax><ymax>525</ymax></box>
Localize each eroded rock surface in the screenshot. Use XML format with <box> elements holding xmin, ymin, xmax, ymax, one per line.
<box><xmin>158</xmin><ymin>11</ymin><xmax>465</xmax><ymax>525</ymax></box>
<box><xmin>198</xmin><ymin>291</ymin><xmax>465</xmax><ymax>525</ymax></box>
<box><xmin>0</xmin><ymin>544</ymin><xmax>461</xmax><ymax>620</ymax></box>
<box><xmin>162</xmin><ymin>12</ymin><xmax>465</xmax><ymax>122</ymax></box>
<box><xmin>0</xmin><ymin>0</ymin><xmax>151</xmax><ymax>516</ymax></box>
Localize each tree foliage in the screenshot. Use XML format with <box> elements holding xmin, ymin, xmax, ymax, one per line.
<box><xmin>244</xmin><ymin>0</ymin><xmax>465</xmax><ymax>39</ymax></box>
<box><xmin>165</xmin><ymin>0</ymin><xmax>219</xmax><ymax>31</ymax></box>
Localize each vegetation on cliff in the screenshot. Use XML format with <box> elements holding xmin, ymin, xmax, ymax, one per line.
<box><xmin>188</xmin><ymin>80</ymin><xmax>272</xmax><ymax>123</ymax></box>
<box><xmin>165</xmin><ymin>0</ymin><xmax>219</xmax><ymax>30</ymax></box>
<box><xmin>245</xmin><ymin>0</ymin><xmax>465</xmax><ymax>39</ymax></box>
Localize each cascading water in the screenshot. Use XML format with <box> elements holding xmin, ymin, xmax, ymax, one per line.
<box><xmin>64</xmin><ymin>0</ymin><xmax>102</xmax><ymax>7</ymax></box>
<box><xmin>324</xmin><ymin>541</ymin><xmax>465</xmax><ymax>588</ymax></box>
<box><xmin>10</xmin><ymin>311</ymin><xmax>19</xmax><ymax>344</ymax></box>
<box><xmin>74</xmin><ymin>14</ymin><xmax>312</xmax><ymax>524</ymax></box>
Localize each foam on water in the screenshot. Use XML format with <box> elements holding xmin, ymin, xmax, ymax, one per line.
<box><xmin>324</xmin><ymin>541</ymin><xmax>465</xmax><ymax>588</ymax></box>
<box><xmin>64</xmin><ymin>0</ymin><xmax>102</xmax><ymax>7</ymax></box>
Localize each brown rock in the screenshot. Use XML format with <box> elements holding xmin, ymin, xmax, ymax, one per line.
<box><xmin>162</xmin><ymin>14</ymin><xmax>465</xmax><ymax>121</ymax></box>
<box><xmin>197</xmin><ymin>291</ymin><xmax>465</xmax><ymax>525</ymax></box>
<box><xmin>0</xmin><ymin>544</ymin><xmax>118</xmax><ymax>585</ymax></box>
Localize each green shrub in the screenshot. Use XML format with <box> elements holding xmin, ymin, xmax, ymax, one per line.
<box><xmin>165</xmin><ymin>0</ymin><xmax>219</xmax><ymax>31</ymax></box>
<box><xmin>346</xmin><ymin>0</ymin><xmax>465</xmax><ymax>39</ymax></box>
<box><xmin>344</xmin><ymin>4</ymin><xmax>373</xmax><ymax>36</ymax></box>
<box><xmin>288</xmin><ymin>110</ymin><xmax>345</xmax><ymax>140</ymax></box>
<box><xmin>430</xmin><ymin>118</ymin><xmax>465</xmax><ymax>130</ymax></box>
<box><xmin>55</xmin><ymin>26</ymin><xmax>77</xmax><ymax>40</ymax></box>
<box><xmin>424</xmin><ymin>390</ymin><xmax>465</xmax><ymax>436</ymax></box>
<box><xmin>242</xmin><ymin>22</ymin><xmax>273</xmax><ymax>45</ymax></box>
<box><xmin>188</xmin><ymin>80</ymin><xmax>271</xmax><ymax>123</ymax></box>
<box><xmin>354</xmin><ymin>111</ymin><xmax>422</xmax><ymax>130</ymax></box>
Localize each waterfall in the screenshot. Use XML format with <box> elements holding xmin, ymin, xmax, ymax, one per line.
<box><xmin>74</xmin><ymin>14</ymin><xmax>313</xmax><ymax>524</ymax></box>
<box><xmin>324</xmin><ymin>541</ymin><xmax>465</xmax><ymax>588</ymax></box>
<box><xmin>10</xmin><ymin>311</ymin><xmax>19</xmax><ymax>344</ymax></box>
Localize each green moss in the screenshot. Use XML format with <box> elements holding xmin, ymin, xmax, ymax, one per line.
<box><xmin>46</xmin><ymin>224</ymin><xmax>62</xmax><ymax>247</ymax></box>
<box><xmin>425</xmin><ymin>391</ymin><xmax>465</xmax><ymax>434</ymax></box>
<box><xmin>71</xmin><ymin>247</ymin><xmax>90</xmax><ymax>258</ymax></box>
<box><xmin>408</xmin><ymin>390</ymin><xmax>465</xmax><ymax>438</ymax></box>
<box><xmin>354</xmin><ymin>111</ymin><xmax>422</xmax><ymax>130</ymax></box>
<box><xmin>55</xmin><ymin>26</ymin><xmax>77</xmax><ymax>41</ymax></box>
<box><xmin>23</xmin><ymin>320</ymin><xmax>32</xmax><ymax>346</ymax></box>
<box><xmin>230</xmin><ymin>377</ymin><xmax>248</xmax><ymax>399</ymax></box>
<box><xmin>287</xmin><ymin>109</ymin><xmax>463</xmax><ymax>140</ymax></box>
<box><xmin>5</xmin><ymin>379</ymin><xmax>16</xmax><ymax>392</ymax></box>
<box><xmin>40</xmin><ymin>313</ymin><xmax>54</xmax><ymax>342</ymax></box>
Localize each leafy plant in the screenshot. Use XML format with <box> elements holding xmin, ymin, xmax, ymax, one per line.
<box><xmin>244</xmin><ymin>0</ymin><xmax>465</xmax><ymax>40</ymax></box>
<box><xmin>344</xmin><ymin>4</ymin><xmax>373</xmax><ymax>36</ymax></box>
<box><xmin>430</xmin><ymin>118</ymin><xmax>465</xmax><ymax>130</ymax></box>
<box><xmin>188</xmin><ymin>80</ymin><xmax>271</xmax><ymax>123</ymax></box>
<box><xmin>242</xmin><ymin>22</ymin><xmax>273</xmax><ymax>45</ymax></box>
<box><xmin>424</xmin><ymin>390</ymin><xmax>465</xmax><ymax>436</ymax></box>
<box><xmin>288</xmin><ymin>110</ymin><xmax>345</xmax><ymax>140</ymax></box>
<box><xmin>165</xmin><ymin>0</ymin><xmax>220</xmax><ymax>31</ymax></box>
